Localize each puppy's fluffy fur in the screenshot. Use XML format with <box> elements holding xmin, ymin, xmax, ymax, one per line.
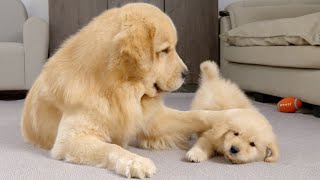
<box><xmin>21</xmin><ymin>3</ymin><xmax>229</xmax><ymax>178</ymax></box>
<box><xmin>186</xmin><ymin>61</ymin><xmax>279</xmax><ymax>164</ymax></box>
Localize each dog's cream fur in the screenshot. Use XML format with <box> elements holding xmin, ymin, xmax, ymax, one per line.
<box><xmin>186</xmin><ymin>61</ymin><xmax>279</xmax><ymax>164</ymax></box>
<box><xmin>21</xmin><ymin>4</ymin><xmax>229</xmax><ymax>178</ymax></box>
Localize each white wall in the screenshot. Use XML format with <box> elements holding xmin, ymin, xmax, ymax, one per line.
<box><xmin>19</xmin><ymin>0</ymin><xmax>238</xmax><ymax>22</ymax></box>
<box><xmin>219</xmin><ymin>0</ymin><xmax>241</xmax><ymax>11</ymax></box>
<box><xmin>21</xmin><ymin>0</ymin><xmax>48</xmax><ymax>22</ymax></box>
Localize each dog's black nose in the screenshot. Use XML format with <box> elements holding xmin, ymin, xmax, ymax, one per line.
<box><xmin>181</xmin><ymin>70</ymin><xmax>188</xmax><ymax>79</ymax></box>
<box><xmin>230</xmin><ymin>146</ymin><xmax>240</xmax><ymax>154</ymax></box>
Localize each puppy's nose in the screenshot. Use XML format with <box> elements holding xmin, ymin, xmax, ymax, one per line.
<box><xmin>181</xmin><ymin>70</ymin><xmax>188</xmax><ymax>79</ymax></box>
<box><xmin>230</xmin><ymin>146</ymin><xmax>240</xmax><ymax>154</ymax></box>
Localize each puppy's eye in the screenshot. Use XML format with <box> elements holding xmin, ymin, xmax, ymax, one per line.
<box><xmin>250</xmin><ymin>142</ymin><xmax>255</xmax><ymax>147</ymax></box>
<box><xmin>160</xmin><ymin>47</ymin><xmax>170</xmax><ymax>54</ymax></box>
<box><xmin>234</xmin><ymin>132</ymin><xmax>239</xmax><ymax>136</ymax></box>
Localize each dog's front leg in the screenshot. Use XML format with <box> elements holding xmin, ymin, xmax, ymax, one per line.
<box><xmin>138</xmin><ymin>103</ymin><xmax>226</xmax><ymax>150</ymax></box>
<box><xmin>51</xmin><ymin>112</ymin><xmax>156</xmax><ymax>179</ymax></box>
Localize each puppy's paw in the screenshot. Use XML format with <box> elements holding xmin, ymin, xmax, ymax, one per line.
<box><xmin>122</xmin><ymin>157</ymin><xmax>156</xmax><ymax>179</ymax></box>
<box><xmin>144</xmin><ymin>85</ymin><xmax>157</xmax><ymax>97</ymax></box>
<box><xmin>186</xmin><ymin>147</ymin><xmax>209</xmax><ymax>163</ymax></box>
<box><xmin>264</xmin><ymin>156</ymin><xmax>278</xmax><ymax>163</ymax></box>
<box><xmin>140</xmin><ymin>79</ymin><xmax>158</xmax><ymax>98</ymax></box>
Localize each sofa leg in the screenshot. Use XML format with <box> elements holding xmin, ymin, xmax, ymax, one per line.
<box><xmin>253</xmin><ymin>92</ymin><xmax>281</xmax><ymax>103</ymax></box>
<box><xmin>313</xmin><ymin>105</ymin><xmax>320</xmax><ymax>118</ymax></box>
<box><xmin>0</xmin><ymin>90</ymin><xmax>27</xmax><ymax>101</ymax></box>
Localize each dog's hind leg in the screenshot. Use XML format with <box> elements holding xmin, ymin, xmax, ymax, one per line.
<box><xmin>21</xmin><ymin>95</ymin><xmax>62</xmax><ymax>150</ymax></box>
<box><xmin>51</xmin><ymin>111</ymin><xmax>156</xmax><ymax>179</ymax></box>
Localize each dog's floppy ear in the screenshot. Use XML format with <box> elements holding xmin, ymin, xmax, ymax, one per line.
<box><xmin>113</xmin><ymin>15</ymin><xmax>155</xmax><ymax>73</ymax></box>
<box><xmin>264</xmin><ymin>138</ymin><xmax>280</xmax><ymax>162</ymax></box>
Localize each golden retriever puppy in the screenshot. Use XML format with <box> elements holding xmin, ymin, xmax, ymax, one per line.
<box><xmin>21</xmin><ymin>3</ymin><xmax>228</xmax><ymax>179</ymax></box>
<box><xmin>186</xmin><ymin>61</ymin><xmax>279</xmax><ymax>164</ymax></box>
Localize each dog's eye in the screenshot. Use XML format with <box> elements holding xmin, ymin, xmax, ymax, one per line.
<box><xmin>250</xmin><ymin>142</ymin><xmax>255</xmax><ymax>147</ymax></box>
<box><xmin>234</xmin><ymin>132</ymin><xmax>239</xmax><ymax>136</ymax></box>
<box><xmin>161</xmin><ymin>47</ymin><xmax>170</xmax><ymax>54</ymax></box>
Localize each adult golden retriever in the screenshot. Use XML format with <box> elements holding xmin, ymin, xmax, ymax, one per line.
<box><xmin>21</xmin><ymin>3</ymin><xmax>226</xmax><ymax>178</ymax></box>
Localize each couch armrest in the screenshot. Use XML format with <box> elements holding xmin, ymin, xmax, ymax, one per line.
<box><xmin>23</xmin><ymin>17</ymin><xmax>49</xmax><ymax>89</ymax></box>
<box><xmin>220</xmin><ymin>16</ymin><xmax>231</xmax><ymax>34</ymax></box>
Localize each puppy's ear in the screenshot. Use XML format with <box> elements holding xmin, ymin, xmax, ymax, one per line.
<box><xmin>264</xmin><ymin>139</ymin><xmax>280</xmax><ymax>163</ymax></box>
<box><xmin>113</xmin><ymin>16</ymin><xmax>155</xmax><ymax>73</ymax></box>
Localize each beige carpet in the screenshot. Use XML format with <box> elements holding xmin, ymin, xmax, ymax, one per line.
<box><xmin>0</xmin><ymin>93</ymin><xmax>320</xmax><ymax>180</ymax></box>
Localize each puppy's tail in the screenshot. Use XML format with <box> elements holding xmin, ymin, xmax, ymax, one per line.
<box><xmin>200</xmin><ymin>60</ymin><xmax>220</xmax><ymax>80</ymax></box>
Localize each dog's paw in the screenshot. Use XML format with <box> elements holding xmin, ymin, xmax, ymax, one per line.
<box><xmin>145</xmin><ymin>86</ymin><xmax>158</xmax><ymax>98</ymax></box>
<box><xmin>186</xmin><ymin>147</ymin><xmax>209</xmax><ymax>163</ymax></box>
<box><xmin>264</xmin><ymin>156</ymin><xmax>278</xmax><ymax>163</ymax></box>
<box><xmin>119</xmin><ymin>157</ymin><xmax>156</xmax><ymax>179</ymax></box>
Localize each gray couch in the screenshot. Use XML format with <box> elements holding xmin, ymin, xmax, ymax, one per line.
<box><xmin>220</xmin><ymin>0</ymin><xmax>320</xmax><ymax>112</ymax></box>
<box><xmin>0</xmin><ymin>0</ymin><xmax>49</xmax><ymax>90</ymax></box>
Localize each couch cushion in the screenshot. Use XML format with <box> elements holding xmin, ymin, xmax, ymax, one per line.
<box><xmin>0</xmin><ymin>42</ymin><xmax>25</xmax><ymax>90</ymax></box>
<box><xmin>224</xmin><ymin>46</ymin><xmax>320</xmax><ymax>69</ymax></box>
<box><xmin>226</xmin><ymin>0</ymin><xmax>320</xmax><ymax>29</ymax></box>
<box><xmin>0</xmin><ymin>0</ymin><xmax>27</xmax><ymax>42</ymax></box>
<box><xmin>220</xmin><ymin>12</ymin><xmax>320</xmax><ymax>46</ymax></box>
